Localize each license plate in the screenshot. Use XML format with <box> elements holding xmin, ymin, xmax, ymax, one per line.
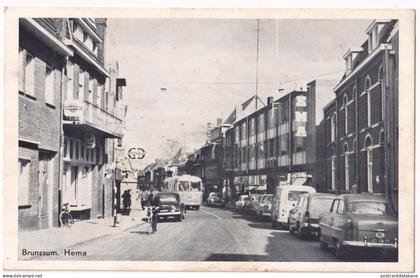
<box><xmin>369</xmin><ymin>238</ymin><xmax>392</xmax><ymax>244</ymax></box>
<box><xmin>160</xmin><ymin>210</ymin><xmax>168</xmax><ymax>213</ymax></box>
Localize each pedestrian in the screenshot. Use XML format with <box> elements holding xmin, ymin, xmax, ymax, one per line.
<box><xmin>351</xmin><ymin>184</ymin><xmax>359</xmax><ymax>193</ymax></box>
<box><xmin>122</xmin><ymin>189</ymin><xmax>132</xmax><ymax>213</ymax></box>
<box><xmin>140</xmin><ymin>189</ymin><xmax>149</xmax><ymax>210</ymax></box>
<box><xmin>146</xmin><ymin>187</ymin><xmax>160</xmax><ymax>233</ymax></box>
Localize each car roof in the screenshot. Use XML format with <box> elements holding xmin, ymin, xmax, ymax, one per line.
<box><xmin>310</xmin><ymin>193</ymin><xmax>337</xmax><ymax>199</ymax></box>
<box><xmin>338</xmin><ymin>193</ymin><xmax>387</xmax><ymax>203</ymax></box>
<box><xmin>158</xmin><ymin>192</ymin><xmax>179</xmax><ymax>197</ymax></box>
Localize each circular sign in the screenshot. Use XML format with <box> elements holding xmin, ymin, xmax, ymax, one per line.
<box><xmin>128</xmin><ymin>148</ymin><xmax>146</xmax><ymax>159</ymax></box>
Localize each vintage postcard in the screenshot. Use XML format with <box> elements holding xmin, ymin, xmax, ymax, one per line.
<box><xmin>2</xmin><ymin>7</ymin><xmax>415</xmax><ymax>272</ymax></box>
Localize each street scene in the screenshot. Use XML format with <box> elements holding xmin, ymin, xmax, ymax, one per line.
<box><xmin>15</xmin><ymin>17</ymin><xmax>400</xmax><ymax>263</ymax></box>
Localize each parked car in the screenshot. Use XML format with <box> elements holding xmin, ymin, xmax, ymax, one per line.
<box><xmin>254</xmin><ymin>194</ymin><xmax>274</xmax><ymax>220</ymax></box>
<box><xmin>235</xmin><ymin>195</ymin><xmax>249</xmax><ymax>210</ymax></box>
<box><xmin>288</xmin><ymin>193</ymin><xmax>336</xmax><ymax>239</ymax></box>
<box><xmin>207</xmin><ymin>192</ymin><xmax>225</xmax><ymax>207</ymax></box>
<box><xmin>156</xmin><ymin>192</ymin><xmax>185</xmax><ymax>221</ymax></box>
<box><xmin>242</xmin><ymin>194</ymin><xmax>261</xmax><ymax>213</ymax></box>
<box><xmin>271</xmin><ymin>185</ymin><xmax>316</xmax><ymax>228</ymax></box>
<box><xmin>319</xmin><ymin>194</ymin><xmax>398</xmax><ymax>260</ymax></box>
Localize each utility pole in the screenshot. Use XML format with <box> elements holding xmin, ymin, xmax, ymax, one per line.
<box><xmin>255</xmin><ymin>19</ymin><xmax>260</xmax><ymax>110</ymax></box>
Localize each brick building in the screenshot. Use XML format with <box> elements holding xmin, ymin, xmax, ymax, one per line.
<box><xmin>18</xmin><ymin>18</ymin><xmax>127</xmax><ymax>230</ymax></box>
<box><xmin>222</xmin><ymin>80</ymin><xmax>336</xmax><ymax>198</ymax></box>
<box><xmin>18</xmin><ymin>18</ymin><xmax>73</xmax><ymax>230</ymax></box>
<box><xmin>322</xmin><ymin>20</ymin><xmax>399</xmax><ymax>210</ymax></box>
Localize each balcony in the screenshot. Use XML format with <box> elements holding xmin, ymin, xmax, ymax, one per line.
<box><xmin>63</xmin><ymin>99</ymin><xmax>123</xmax><ymax>138</ymax></box>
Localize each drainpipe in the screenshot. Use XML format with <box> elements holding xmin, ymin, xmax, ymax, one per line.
<box><xmin>57</xmin><ymin>56</ymin><xmax>67</xmax><ymax>227</ymax></box>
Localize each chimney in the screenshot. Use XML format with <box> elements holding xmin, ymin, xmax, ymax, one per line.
<box><xmin>267</xmin><ymin>96</ymin><xmax>274</xmax><ymax>106</ymax></box>
<box><xmin>217</xmin><ymin>118</ymin><xmax>222</xmax><ymax>126</ymax></box>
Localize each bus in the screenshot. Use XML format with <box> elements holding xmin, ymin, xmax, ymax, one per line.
<box><xmin>163</xmin><ymin>175</ymin><xmax>203</xmax><ymax>210</ymax></box>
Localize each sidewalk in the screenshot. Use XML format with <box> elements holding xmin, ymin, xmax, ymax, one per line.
<box><xmin>18</xmin><ymin>209</ymin><xmax>147</xmax><ymax>259</ymax></box>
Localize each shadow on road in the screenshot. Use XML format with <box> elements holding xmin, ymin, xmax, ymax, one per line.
<box><xmin>205</xmin><ymin>253</ymin><xmax>270</xmax><ymax>261</ymax></box>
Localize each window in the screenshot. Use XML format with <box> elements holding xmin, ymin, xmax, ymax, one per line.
<box><xmin>18</xmin><ymin>159</ymin><xmax>31</xmax><ymax>206</ymax></box>
<box><xmin>64</xmin><ymin>139</ymin><xmax>68</xmax><ymax>158</ymax></box>
<box><xmin>249</xmin><ymin>118</ymin><xmax>256</xmax><ymax>136</ymax></box>
<box><xmin>365</xmin><ymin>76</ymin><xmax>372</xmax><ymax>126</ymax></box>
<box><xmin>97</xmin><ymin>85</ymin><xmax>103</xmax><ymax>109</ymax></box>
<box><xmin>343</xmin><ymin>95</ymin><xmax>348</xmax><ymax>134</ymax></box>
<box><xmin>257</xmin><ymin>142</ymin><xmax>265</xmax><ymax>158</ymax></box>
<box><xmin>88</xmin><ymin>77</ymin><xmax>94</xmax><ymax>103</ymax></box>
<box><xmin>365</xmin><ymin>136</ymin><xmax>373</xmax><ymax>192</ymax></box>
<box><xmin>75</xmin><ymin>141</ymin><xmax>80</xmax><ymax>160</ymax></box>
<box><xmin>330</xmin><ymin>199</ymin><xmax>339</xmax><ymax>213</ymax></box>
<box><xmin>331</xmin><ymin>150</ymin><xmax>336</xmax><ymax>191</ymax></box>
<box><xmin>21</xmin><ymin>50</ymin><xmax>35</xmax><ymax>96</ymax></box>
<box><xmin>65</xmin><ymin>63</ymin><xmax>74</xmax><ymax>100</ymax></box>
<box><xmin>69</xmin><ymin>139</ymin><xmax>74</xmax><ymax>159</ymax></box>
<box><xmin>344</xmin><ymin>143</ymin><xmax>349</xmax><ymax>191</ymax></box>
<box><xmin>78</xmin><ymin>70</ymin><xmax>84</xmax><ymax>100</ymax></box>
<box><xmin>258</xmin><ymin>113</ymin><xmax>265</xmax><ymax>133</ymax></box>
<box><xmin>331</xmin><ymin>113</ymin><xmax>336</xmax><ymax>142</ymax></box>
<box><xmin>45</xmin><ymin>65</ymin><xmax>54</xmax><ymax>105</ymax></box>
<box><xmin>241</xmin><ymin>122</ymin><xmax>247</xmax><ymax>140</ymax></box>
<box><xmin>80</xmin><ymin>142</ymin><xmax>84</xmax><ymax>160</ymax></box>
<box><xmin>337</xmin><ymin>200</ymin><xmax>344</xmax><ymax>214</ymax></box>
<box><xmin>378</xmin><ymin>65</ymin><xmax>384</xmax><ymax>121</ymax></box>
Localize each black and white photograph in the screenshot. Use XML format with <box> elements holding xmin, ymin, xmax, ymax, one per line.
<box><xmin>2</xmin><ymin>7</ymin><xmax>416</xmax><ymax>274</ymax></box>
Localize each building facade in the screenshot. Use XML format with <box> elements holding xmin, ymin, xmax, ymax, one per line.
<box><xmin>18</xmin><ymin>18</ymin><xmax>73</xmax><ymax>230</ymax></box>
<box><xmin>323</xmin><ymin>20</ymin><xmax>399</xmax><ymax>210</ymax></box>
<box><xmin>222</xmin><ymin>80</ymin><xmax>336</xmax><ymax>199</ymax></box>
<box><xmin>18</xmin><ymin>18</ymin><xmax>127</xmax><ymax>230</ymax></box>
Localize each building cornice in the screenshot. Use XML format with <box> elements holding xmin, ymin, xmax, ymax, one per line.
<box><xmin>334</xmin><ymin>44</ymin><xmax>392</xmax><ymax>93</ymax></box>
<box><xmin>20</xmin><ymin>18</ymin><xmax>73</xmax><ymax>56</ymax></box>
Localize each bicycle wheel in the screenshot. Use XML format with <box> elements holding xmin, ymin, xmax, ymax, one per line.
<box><xmin>60</xmin><ymin>212</ymin><xmax>72</xmax><ymax>227</ymax></box>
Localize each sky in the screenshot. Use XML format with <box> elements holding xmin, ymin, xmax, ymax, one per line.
<box><xmin>105</xmin><ymin>18</ymin><xmax>371</xmax><ymax>169</ymax></box>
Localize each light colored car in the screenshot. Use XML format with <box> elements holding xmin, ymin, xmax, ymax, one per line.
<box><xmin>288</xmin><ymin>193</ymin><xmax>336</xmax><ymax>238</ymax></box>
<box><xmin>207</xmin><ymin>192</ymin><xmax>225</xmax><ymax>207</ymax></box>
<box><xmin>319</xmin><ymin>194</ymin><xmax>398</xmax><ymax>260</ymax></box>
<box><xmin>242</xmin><ymin>194</ymin><xmax>261</xmax><ymax>213</ymax></box>
<box><xmin>235</xmin><ymin>195</ymin><xmax>249</xmax><ymax>210</ymax></box>
<box><xmin>254</xmin><ymin>194</ymin><xmax>274</xmax><ymax>220</ymax></box>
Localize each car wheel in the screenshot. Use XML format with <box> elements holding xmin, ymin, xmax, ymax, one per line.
<box><xmin>335</xmin><ymin>240</ymin><xmax>348</xmax><ymax>260</ymax></box>
<box><xmin>319</xmin><ymin>234</ymin><xmax>328</xmax><ymax>250</ymax></box>
<box><xmin>272</xmin><ymin>218</ymin><xmax>278</xmax><ymax>228</ymax></box>
<box><xmin>196</xmin><ymin>206</ymin><xmax>200</xmax><ymax>210</ymax></box>
<box><xmin>297</xmin><ymin>223</ymin><xmax>305</xmax><ymax>239</ymax></box>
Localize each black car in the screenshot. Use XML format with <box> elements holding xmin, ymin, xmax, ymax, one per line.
<box><xmin>157</xmin><ymin>192</ymin><xmax>185</xmax><ymax>221</ymax></box>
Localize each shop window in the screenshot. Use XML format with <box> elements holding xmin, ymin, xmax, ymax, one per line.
<box><xmin>18</xmin><ymin>159</ymin><xmax>31</xmax><ymax>206</ymax></box>
<box><xmin>343</xmin><ymin>95</ymin><xmax>348</xmax><ymax>135</ymax></box>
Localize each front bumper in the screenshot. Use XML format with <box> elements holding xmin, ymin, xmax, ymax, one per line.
<box><xmin>301</xmin><ymin>223</ymin><xmax>320</xmax><ymax>235</ymax></box>
<box><xmin>158</xmin><ymin>211</ymin><xmax>182</xmax><ymax>217</ymax></box>
<box><xmin>342</xmin><ymin>240</ymin><xmax>398</xmax><ymax>249</ymax></box>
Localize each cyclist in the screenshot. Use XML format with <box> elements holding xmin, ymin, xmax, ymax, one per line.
<box><xmin>146</xmin><ymin>187</ymin><xmax>160</xmax><ymax>233</ymax></box>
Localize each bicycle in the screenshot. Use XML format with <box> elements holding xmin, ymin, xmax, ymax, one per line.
<box><xmin>59</xmin><ymin>203</ymin><xmax>74</xmax><ymax>227</ymax></box>
<box><xmin>145</xmin><ymin>206</ymin><xmax>157</xmax><ymax>235</ymax></box>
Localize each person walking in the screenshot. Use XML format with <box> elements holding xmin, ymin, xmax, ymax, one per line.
<box><xmin>146</xmin><ymin>187</ymin><xmax>160</xmax><ymax>233</ymax></box>
<box><xmin>140</xmin><ymin>189</ymin><xmax>149</xmax><ymax>210</ymax></box>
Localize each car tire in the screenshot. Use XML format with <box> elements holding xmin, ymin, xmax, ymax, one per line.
<box><xmin>196</xmin><ymin>206</ymin><xmax>200</xmax><ymax>210</ymax></box>
<box><xmin>335</xmin><ymin>240</ymin><xmax>348</xmax><ymax>260</ymax></box>
<box><xmin>319</xmin><ymin>235</ymin><xmax>328</xmax><ymax>250</ymax></box>
<box><xmin>272</xmin><ymin>218</ymin><xmax>278</xmax><ymax>228</ymax></box>
<box><xmin>297</xmin><ymin>223</ymin><xmax>305</xmax><ymax>239</ymax></box>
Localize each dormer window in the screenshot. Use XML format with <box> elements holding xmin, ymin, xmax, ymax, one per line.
<box><xmin>343</xmin><ymin>48</ymin><xmax>363</xmax><ymax>75</ymax></box>
<box><xmin>366</xmin><ymin>20</ymin><xmax>390</xmax><ymax>53</ymax></box>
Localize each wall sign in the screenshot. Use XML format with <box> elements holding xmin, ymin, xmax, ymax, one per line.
<box><xmin>128</xmin><ymin>148</ymin><xmax>146</xmax><ymax>159</ymax></box>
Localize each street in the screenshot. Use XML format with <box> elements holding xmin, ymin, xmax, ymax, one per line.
<box><xmin>43</xmin><ymin>205</ymin><xmax>339</xmax><ymax>262</ymax></box>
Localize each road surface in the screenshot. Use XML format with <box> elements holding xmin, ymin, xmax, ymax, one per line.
<box><xmin>46</xmin><ymin>205</ymin><xmax>340</xmax><ymax>261</ymax></box>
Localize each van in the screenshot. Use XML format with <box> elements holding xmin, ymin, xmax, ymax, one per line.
<box><xmin>271</xmin><ymin>185</ymin><xmax>316</xmax><ymax>228</ymax></box>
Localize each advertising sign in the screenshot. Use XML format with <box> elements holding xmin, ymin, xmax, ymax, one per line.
<box><xmin>64</xmin><ymin>100</ymin><xmax>84</xmax><ymax>121</ymax></box>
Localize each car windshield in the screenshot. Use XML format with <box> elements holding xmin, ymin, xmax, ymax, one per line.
<box><xmin>347</xmin><ymin>201</ymin><xmax>393</xmax><ymax>215</ymax></box>
<box><xmin>176</xmin><ymin>181</ymin><xmax>202</xmax><ymax>192</ymax></box>
<box><xmin>309</xmin><ymin>197</ymin><xmax>335</xmax><ymax>218</ymax></box>
<box><xmin>261</xmin><ymin>196</ymin><xmax>273</xmax><ymax>203</ymax></box>
<box><xmin>159</xmin><ymin>194</ymin><xmax>178</xmax><ymax>203</ymax></box>
<box><xmin>211</xmin><ymin>193</ymin><xmax>222</xmax><ymax>198</ymax></box>
<box><xmin>288</xmin><ymin>191</ymin><xmax>308</xmax><ymax>201</ymax></box>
